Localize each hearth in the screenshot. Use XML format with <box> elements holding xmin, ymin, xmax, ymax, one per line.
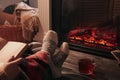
<box><xmin>51</xmin><ymin>0</ymin><xmax>120</xmax><ymax>58</ymax></box>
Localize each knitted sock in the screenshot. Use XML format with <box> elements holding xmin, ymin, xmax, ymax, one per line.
<box><xmin>47</xmin><ymin>55</ymin><xmax>62</xmax><ymax>79</ymax></box>
<box><xmin>41</xmin><ymin>30</ymin><xmax>58</xmax><ymax>57</ymax></box>
<box><xmin>53</xmin><ymin>42</ymin><xmax>69</xmax><ymax>67</ymax></box>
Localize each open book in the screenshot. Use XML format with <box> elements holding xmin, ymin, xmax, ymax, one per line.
<box><xmin>0</xmin><ymin>37</ymin><xmax>28</xmax><ymax>63</ymax></box>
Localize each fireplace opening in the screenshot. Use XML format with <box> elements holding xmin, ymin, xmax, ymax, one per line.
<box><xmin>51</xmin><ymin>0</ymin><xmax>120</xmax><ymax>58</ymax></box>
<box><xmin>67</xmin><ymin>24</ymin><xmax>117</xmax><ymax>51</ymax></box>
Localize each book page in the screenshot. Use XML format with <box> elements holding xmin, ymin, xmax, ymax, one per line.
<box><xmin>0</xmin><ymin>41</ymin><xmax>27</xmax><ymax>63</ymax></box>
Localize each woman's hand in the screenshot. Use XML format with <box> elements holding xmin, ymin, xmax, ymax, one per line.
<box><xmin>0</xmin><ymin>56</ymin><xmax>23</xmax><ymax>80</ymax></box>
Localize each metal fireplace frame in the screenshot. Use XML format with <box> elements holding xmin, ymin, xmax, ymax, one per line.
<box><xmin>51</xmin><ymin>0</ymin><xmax>120</xmax><ymax>59</ymax></box>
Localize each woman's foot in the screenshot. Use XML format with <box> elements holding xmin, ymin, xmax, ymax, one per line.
<box><xmin>41</xmin><ymin>30</ymin><xmax>58</xmax><ymax>57</ymax></box>
<box><xmin>53</xmin><ymin>42</ymin><xmax>69</xmax><ymax>67</ymax></box>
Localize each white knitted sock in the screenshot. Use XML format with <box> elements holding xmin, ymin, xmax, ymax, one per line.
<box><xmin>47</xmin><ymin>55</ymin><xmax>62</xmax><ymax>78</ymax></box>
<box><xmin>41</xmin><ymin>30</ymin><xmax>58</xmax><ymax>57</ymax></box>
<box><xmin>53</xmin><ymin>42</ymin><xmax>69</xmax><ymax>67</ymax></box>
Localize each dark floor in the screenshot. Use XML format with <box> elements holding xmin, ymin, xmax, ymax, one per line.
<box><xmin>62</xmin><ymin>50</ymin><xmax>120</xmax><ymax>80</ymax></box>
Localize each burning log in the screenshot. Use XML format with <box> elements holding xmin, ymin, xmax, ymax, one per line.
<box><xmin>67</xmin><ymin>25</ymin><xmax>117</xmax><ymax>51</ymax></box>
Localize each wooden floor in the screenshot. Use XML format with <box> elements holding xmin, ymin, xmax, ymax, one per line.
<box><xmin>62</xmin><ymin>50</ymin><xmax>120</xmax><ymax>80</ymax></box>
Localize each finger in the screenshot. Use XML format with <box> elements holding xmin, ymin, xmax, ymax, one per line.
<box><xmin>8</xmin><ymin>56</ymin><xmax>15</xmax><ymax>62</ymax></box>
<box><xmin>8</xmin><ymin>58</ymin><xmax>23</xmax><ymax>65</ymax></box>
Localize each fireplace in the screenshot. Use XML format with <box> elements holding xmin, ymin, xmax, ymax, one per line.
<box><xmin>51</xmin><ymin>0</ymin><xmax>120</xmax><ymax>58</ymax></box>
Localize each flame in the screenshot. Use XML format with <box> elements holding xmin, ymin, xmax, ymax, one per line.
<box><xmin>96</xmin><ymin>39</ymin><xmax>107</xmax><ymax>45</ymax></box>
<box><xmin>67</xmin><ymin>26</ymin><xmax>117</xmax><ymax>50</ymax></box>
<box><xmin>84</xmin><ymin>36</ymin><xmax>95</xmax><ymax>43</ymax></box>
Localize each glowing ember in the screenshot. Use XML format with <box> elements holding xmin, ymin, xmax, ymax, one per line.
<box><xmin>67</xmin><ymin>26</ymin><xmax>117</xmax><ymax>50</ymax></box>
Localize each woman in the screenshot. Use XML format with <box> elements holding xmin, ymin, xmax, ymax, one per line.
<box><xmin>0</xmin><ymin>30</ymin><xmax>69</xmax><ymax>80</ymax></box>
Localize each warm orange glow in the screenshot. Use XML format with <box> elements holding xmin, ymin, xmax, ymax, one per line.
<box><xmin>84</xmin><ymin>36</ymin><xmax>95</xmax><ymax>43</ymax></box>
<box><xmin>96</xmin><ymin>39</ymin><xmax>107</xmax><ymax>45</ymax></box>
<box><xmin>67</xmin><ymin>26</ymin><xmax>117</xmax><ymax>50</ymax></box>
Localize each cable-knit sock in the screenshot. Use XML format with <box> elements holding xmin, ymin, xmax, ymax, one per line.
<box><xmin>41</xmin><ymin>30</ymin><xmax>58</xmax><ymax>57</ymax></box>
<box><xmin>53</xmin><ymin>42</ymin><xmax>69</xmax><ymax>67</ymax></box>
<box><xmin>47</xmin><ymin>55</ymin><xmax>62</xmax><ymax>79</ymax></box>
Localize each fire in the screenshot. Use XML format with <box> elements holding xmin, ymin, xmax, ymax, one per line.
<box><xmin>84</xmin><ymin>36</ymin><xmax>95</xmax><ymax>43</ymax></box>
<box><xmin>67</xmin><ymin>26</ymin><xmax>117</xmax><ymax>50</ymax></box>
<box><xmin>96</xmin><ymin>39</ymin><xmax>107</xmax><ymax>45</ymax></box>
